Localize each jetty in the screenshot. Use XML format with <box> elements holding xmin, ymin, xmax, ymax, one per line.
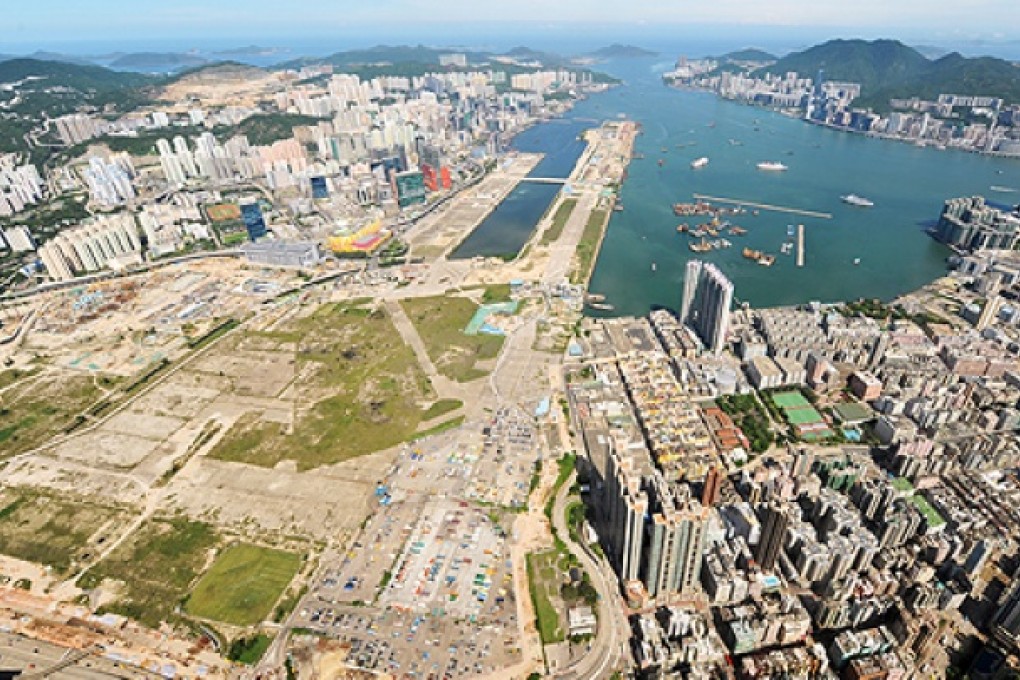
<box><xmin>692</xmin><ymin>194</ymin><xmax>832</xmax><ymax>220</ymax></box>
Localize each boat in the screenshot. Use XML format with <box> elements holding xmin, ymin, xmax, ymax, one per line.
<box><xmin>786</xmin><ymin>225</ymin><xmax>796</xmax><ymax>237</ymax></box>
<box><xmin>690</xmin><ymin>239</ymin><xmax>712</xmax><ymax>253</ymax></box>
<box><xmin>651</xmin><ymin>262</ymin><xmax>657</xmax><ymax>272</ymax></box>
<box><xmin>719</xmin><ymin>239</ymin><xmax>732</xmax><ymax>248</ymax></box>
<box><xmin>780</xmin><ymin>243</ymin><xmax>793</xmax><ymax>255</ymax></box>
<box><xmin>853</xmin><ymin>258</ymin><xmax>861</xmax><ymax>265</ymax></box>
<box><xmin>991</xmin><ymin>186</ymin><xmax>1017</xmax><ymax>193</ymax></box>
<box><xmin>658</xmin><ymin>159</ymin><xmax>665</xmax><ymax>167</ymax></box>
<box><xmin>841</xmin><ymin>194</ymin><xmax>874</xmax><ymax>207</ymax></box>
<box><xmin>742</xmin><ymin>247</ymin><xmax>762</xmax><ymax>260</ymax></box>
<box><xmin>691</xmin><ymin>157</ymin><xmax>709</xmax><ymax>169</ymax></box>
<box><xmin>728</xmin><ymin>226</ymin><xmax>747</xmax><ymax>236</ymax></box>
<box><xmin>589</xmin><ymin>302</ymin><xmax>615</xmax><ymax>311</ymax></box>
<box><xmin>586</xmin><ymin>293</ymin><xmax>606</xmax><ymax>303</ymax></box>
<box><xmin>614</xmin><ymin>204</ymin><xmax>624</xmax><ymax>212</ymax></box>
<box><xmin>758</xmin><ymin>254</ymin><xmax>776</xmax><ymax>266</ymax></box>
<box><xmin>707</xmin><ymin>121</ymin><xmax>716</xmax><ymax>128</ymax></box>
<box><xmin>728</xmin><ymin>139</ymin><xmax>743</xmax><ymax>146</ymax></box>
<box><xmin>676</xmin><ymin>224</ymin><xmax>689</xmax><ymax>233</ymax></box>
<box><xmin>756</xmin><ymin>161</ymin><xmax>788</xmax><ymax>172</ymax></box>
<box><xmin>661</xmin><ymin>147</ymin><xmax>669</xmax><ymax>153</ymax></box>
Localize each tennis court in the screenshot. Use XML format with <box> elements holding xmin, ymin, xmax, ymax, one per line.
<box><xmin>772</xmin><ymin>391</ymin><xmax>811</xmax><ymax>409</ymax></box>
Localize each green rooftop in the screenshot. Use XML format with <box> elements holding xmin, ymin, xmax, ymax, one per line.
<box><xmin>909</xmin><ymin>494</ymin><xmax>946</xmax><ymax>528</ymax></box>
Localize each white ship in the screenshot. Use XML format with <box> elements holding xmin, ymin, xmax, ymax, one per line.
<box><xmin>841</xmin><ymin>194</ymin><xmax>875</xmax><ymax>207</ymax></box>
<box><xmin>690</xmin><ymin>157</ymin><xmax>709</xmax><ymax>169</ymax></box>
<box><xmin>756</xmin><ymin>161</ymin><xmax>788</xmax><ymax>172</ymax></box>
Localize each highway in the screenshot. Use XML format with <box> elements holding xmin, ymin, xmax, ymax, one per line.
<box><xmin>551</xmin><ymin>470</ymin><xmax>630</xmax><ymax>679</ymax></box>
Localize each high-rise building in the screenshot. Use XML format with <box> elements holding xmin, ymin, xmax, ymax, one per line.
<box><xmin>680</xmin><ymin>260</ymin><xmax>734</xmax><ymax>354</ymax></box>
<box><xmin>642</xmin><ymin>479</ymin><xmax>709</xmax><ymax>598</ymax></box>
<box><xmin>701</xmin><ymin>465</ymin><xmax>724</xmax><ymax>507</ymax></box>
<box><xmin>755</xmin><ymin>502</ymin><xmax>792</xmax><ymax>571</ymax></box>
<box><xmin>240</xmin><ymin>200</ymin><xmax>268</xmax><ymax>241</ymax></box>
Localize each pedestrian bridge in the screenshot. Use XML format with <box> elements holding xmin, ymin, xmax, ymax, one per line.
<box><xmin>519</xmin><ymin>177</ymin><xmax>568</xmax><ymax>185</ymax></box>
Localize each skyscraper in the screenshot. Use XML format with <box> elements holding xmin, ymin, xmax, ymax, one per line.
<box><xmin>642</xmin><ymin>478</ymin><xmax>709</xmax><ymax>598</ymax></box>
<box><xmin>680</xmin><ymin>260</ymin><xmax>734</xmax><ymax>354</ymax></box>
<box><xmin>755</xmin><ymin>502</ymin><xmax>792</xmax><ymax>571</ymax></box>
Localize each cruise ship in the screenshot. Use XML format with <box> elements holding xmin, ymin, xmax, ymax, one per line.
<box><xmin>756</xmin><ymin>161</ymin><xmax>788</xmax><ymax>172</ymax></box>
<box><xmin>690</xmin><ymin>157</ymin><xmax>709</xmax><ymax>169</ymax></box>
<box><xmin>841</xmin><ymin>194</ymin><xmax>875</xmax><ymax>207</ymax></box>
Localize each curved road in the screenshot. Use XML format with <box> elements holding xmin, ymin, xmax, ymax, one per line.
<box><xmin>551</xmin><ymin>470</ymin><xmax>630</xmax><ymax>679</ymax></box>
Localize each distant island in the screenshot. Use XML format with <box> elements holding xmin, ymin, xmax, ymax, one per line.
<box><xmin>713</xmin><ymin>48</ymin><xmax>777</xmax><ymax>63</ymax></box>
<box><xmin>108</xmin><ymin>52</ymin><xmax>209</xmax><ymax>70</ymax></box>
<box><xmin>213</xmin><ymin>45</ymin><xmax>284</xmax><ymax>58</ymax></box>
<box><xmin>588</xmin><ymin>44</ymin><xmax>658</xmax><ymax>59</ymax></box>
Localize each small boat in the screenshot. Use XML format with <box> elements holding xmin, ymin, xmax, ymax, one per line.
<box><xmin>758</xmin><ymin>254</ymin><xmax>776</xmax><ymax>267</ymax></box>
<box><xmin>707</xmin><ymin>121</ymin><xmax>716</xmax><ymax>128</ymax></box>
<box><xmin>661</xmin><ymin>147</ymin><xmax>668</xmax><ymax>153</ymax></box>
<box><xmin>728</xmin><ymin>226</ymin><xmax>747</xmax><ymax>236</ymax></box>
<box><xmin>853</xmin><ymin>258</ymin><xmax>861</xmax><ymax>265</ymax></box>
<box><xmin>658</xmin><ymin>159</ymin><xmax>665</xmax><ymax>167</ymax></box>
<box><xmin>752</xmin><ymin>210</ymin><xmax>760</xmax><ymax>216</ymax></box>
<box><xmin>676</xmin><ymin>224</ymin><xmax>689</xmax><ymax>233</ymax></box>
<box><xmin>651</xmin><ymin>262</ymin><xmax>657</xmax><ymax>272</ymax></box>
<box><xmin>614</xmin><ymin>204</ymin><xmax>624</xmax><ymax>212</ymax></box>
<box><xmin>756</xmin><ymin>161</ymin><xmax>788</xmax><ymax>172</ymax></box>
<box><xmin>780</xmin><ymin>243</ymin><xmax>793</xmax><ymax>255</ymax></box>
<box><xmin>691</xmin><ymin>157</ymin><xmax>709</xmax><ymax>169</ymax></box>
<box><xmin>841</xmin><ymin>194</ymin><xmax>875</xmax><ymax>207</ymax></box>
<box><xmin>589</xmin><ymin>302</ymin><xmax>615</xmax><ymax>311</ymax></box>
<box><xmin>728</xmin><ymin>139</ymin><xmax>743</xmax><ymax>146</ymax></box>
<box><xmin>742</xmin><ymin>247</ymin><xmax>762</xmax><ymax>260</ymax></box>
<box><xmin>787</xmin><ymin>225</ymin><xmax>795</xmax><ymax>237</ymax></box>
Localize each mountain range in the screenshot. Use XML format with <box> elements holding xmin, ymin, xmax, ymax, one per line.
<box><xmin>756</xmin><ymin>39</ymin><xmax>1020</xmax><ymax>109</ymax></box>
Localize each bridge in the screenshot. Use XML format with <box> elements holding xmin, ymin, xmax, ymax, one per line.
<box><xmin>519</xmin><ymin>177</ymin><xmax>569</xmax><ymax>185</ymax></box>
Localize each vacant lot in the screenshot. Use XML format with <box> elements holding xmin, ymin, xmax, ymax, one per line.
<box><xmin>186</xmin><ymin>543</ymin><xmax>300</xmax><ymax>626</ymax></box>
<box><xmin>86</xmin><ymin>518</ymin><xmax>218</xmax><ymax>629</ymax></box>
<box><xmin>540</xmin><ymin>198</ymin><xmax>578</xmax><ymax>246</ymax></box>
<box><xmin>0</xmin><ymin>372</ymin><xmax>106</xmax><ymax>458</ymax></box>
<box><xmin>0</xmin><ymin>489</ymin><xmax>123</xmax><ymax>574</ymax></box>
<box><xmin>570</xmin><ymin>208</ymin><xmax>608</xmax><ymax>284</ymax></box>
<box><xmin>400</xmin><ymin>296</ymin><xmax>504</xmax><ymax>382</ymax></box>
<box><xmin>208</xmin><ymin>302</ymin><xmax>442</xmax><ymax>470</ymax></box>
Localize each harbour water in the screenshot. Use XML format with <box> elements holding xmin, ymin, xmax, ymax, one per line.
<box><xmin>456</xmin><ymin>57</ymin><xmax>1020</xmax><ymax>313</ymax></box>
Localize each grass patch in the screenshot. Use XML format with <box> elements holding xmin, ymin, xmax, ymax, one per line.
<box><xmin>0</xmin><ymin>373</ymin><xmax>104</xmax><ymax>458</ymax></box>
<box><xmin>423</xmin><ymin>399</ymin><xmax>463</xmax><ymax>420</ymax></box>
<box><xmin>481</xmin><ymin>284</ymin><xmax>513</xmax><ymax>304</ymax></box>
<box><xmin>414</xmin><ymin>416</ymin><xmax>466</xmax><ymax>440</ymax></box>
<box><xmin>890</xmin><ymin>476</ymin><xmax>914</xmax><ymax>493</ymax></box>
<box><xmin>88</xmin><ymin>518</ymin><xmax>218</xmax><ymax>629</ymax></box>
<box><xmin>527</xmin><ymin>551</ymin><xmax>565</xmax><ymax>644</ymax></box>
<box><xmin>569</xmin><ymin>209</ymin><xmax>608</xmax><ymax>285</ymax></box>
<box><xmin>908</xmin><ymin>494</ymin><xmax>946</xmax><ymax>528</ymax></box>
<box><xmin>0</xmin><ymin>490</ymin><xmax>123</xmax><ymax>574</ymax></box>
<box><xmin>227</xmin><ymin>634</ymin><xmax>273</xmax><ymax>665</ymax></box>
<box><xmin>185</xmin><ymin>543</ymin><xmax>300</xmax><ymax>626</ymax></box>
<box><xmin>400</xmin><ymin>296</ymin><xmax>504</xmax><ymax>383</ymax></box>
<box><xmin>207</xmin><ymin>302</ymin><xmax>438</xmax><ymax>470</ymax></box>
<box><xmin>716</xmin><ymin>393</ymin><xmax>774</xmax><ymax>454</ymax></box>
<box><xmin>540</xmin><ymin>199</ymin><xmax>578</xmax><ymax>245</ymax></box>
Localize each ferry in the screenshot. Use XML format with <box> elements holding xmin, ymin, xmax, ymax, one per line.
<box><xmin>756</xmin><ymin>161</ymin><xmax>788</xmax><ymax>172</ymax></box>
<box><xmin>841</xmin><ymin>194</ymin><xmax>875</xmax><ymax>207</ymax></box>
<box><xmin>691</xmin><ymin>157</ymin><xmax>709</xmax><ymax>169</ymax></box>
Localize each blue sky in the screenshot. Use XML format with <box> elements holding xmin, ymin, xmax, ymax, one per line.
<box><xmin>4</xmin><ymin>0</ymin><xmax>1020</xmax><ymax>52</ymax></box>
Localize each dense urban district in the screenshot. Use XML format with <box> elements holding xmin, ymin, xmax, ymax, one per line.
<box><xmin>0</xmin><ymin>38</ymin><xmax>1020</xmax><ymax>680</ymax></box>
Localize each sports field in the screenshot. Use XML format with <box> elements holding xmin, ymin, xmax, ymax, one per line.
<box><xmin>186</xmin><ymin>543</ymin><xmax>300</xmax><ymax>626</ymax></box>
<box><xmin>785</xmin><ymin>407</ymin><xmax>824</xmax><ymax>425</ymax></box>
<box><xmin>206</xmin><ymin>203</ymin><xmax>242</xmax><ymax>222</ymax></box>
<box><xmin>772</xmin><ymin>391</ymin><xmax>811</xmax><ymax>409</ymax></box>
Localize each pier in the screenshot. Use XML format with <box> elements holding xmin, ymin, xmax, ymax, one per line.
<box><xmin>796</xmin><ymin>224</ymin><xmax>805</xmax><ymax>267</ymax></box>
<box><xmin>692</xmin><ymin>194</ymin><xmax>833</xmax><ymax>219</ymax></box>
<box><xmin>519</xmin><ymin>177</ymin><xmax>569</xmax><ymax>185</ymax></box>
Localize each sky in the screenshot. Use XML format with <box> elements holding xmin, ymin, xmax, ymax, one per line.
<box><xmin>3</xmin><ymin>0</ymin><xmax>1020</xmax><ymax>55</ymax></box>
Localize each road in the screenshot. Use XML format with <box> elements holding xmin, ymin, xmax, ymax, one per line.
<box><xmin>0</xmin><ymin>632</ymin><xmax>160</xmax><ymax>679</ymax></box>
<box><xmin>551</xmin><ymin>470</ymin><xmax>630</xmax><ymax>679</ymax></box>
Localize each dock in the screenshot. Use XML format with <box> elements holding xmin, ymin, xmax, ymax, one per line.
<box><xmin>692</xmin><ymin>194</ymin><xmax>832</xmax><ymax>220</ymax></box>
<box><xmin>796</xmin><ymin>224</ymin><xmax>805</xmax><ymax>267</ymax></box>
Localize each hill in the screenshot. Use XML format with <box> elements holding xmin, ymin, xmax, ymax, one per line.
<box><xmin>278</xmin><ymin>44</ymin><xmax>489</xmax><ymax>70</ymax></box>
<box><xmin>716</xmin><ymin>48</ymin><xmax>776</xmax><ymax>63</ymax></box>
<box><xmin>756</xmin><ymin>39</ymin><xmax>928</xmax><ymax>93</ymax></box>
<box><xmin>588</xmin><ymin>44</ymin><xmax>657</xmax><ymax>59</ymax></box>
<box><xmin>756</xmin><ymin>38</ymin><xmax>1020</xmax><ymax>109</ymax></box>
<box><xmin>0</xmin><ymin>58</ymin><xmax>152</xmax><ymax>90</ymax></box>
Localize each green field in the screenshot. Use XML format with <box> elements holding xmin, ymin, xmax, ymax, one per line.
<box><xmin>785</xmin><ymin>406</ymin><xmax>824</xmax><ymax>425</ymax></box>
<box><xmin>208</xmin><ymin>302</ymin><xmax>441</xmax><ymax>470</ymax></box>
<box><xmin>85</xmin><ymin>518</ymin><xmax>219</xmax><ymax>629</ymax></box>
<box><xmin>890</xmin><ymin>476</ymin><xmax>915</xmax><ymax>493</ymax></box>
<box><xmin>569</xmin><ymin>209</ymin><xmax>608</xmax><ymax>284</ymax></box>
<box><xmin>186</xmin><ymin>544</ymin><xmax>300</xmax><ymax>626</ymax></box>
<box><xmin>400</xmin><ymin>296</ymin><xmax>505</xmax><ymax>382</ymax></box>
<box><xmin>540</xmin><ymin>198</ymin><xmax>578</xmax><ymax>245</ymax></box>
<box><xmin>422</xmin><ymin>399</ymin><xmax>464</xmax><ymax>421</ymax></box>
<box><xmin>771</xmin><ymin>391</ymin><xmax>811</xmax><ymax>409</ymax></box>
<box><xmin>0</xmin><ymin>372</ymin><xmax>106</xmax><ymax>458</ymax></box>
<box><xmin>0</xmin><ymin>490</ymin><xmax>123</xmax><ymax>574</ymax></box>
